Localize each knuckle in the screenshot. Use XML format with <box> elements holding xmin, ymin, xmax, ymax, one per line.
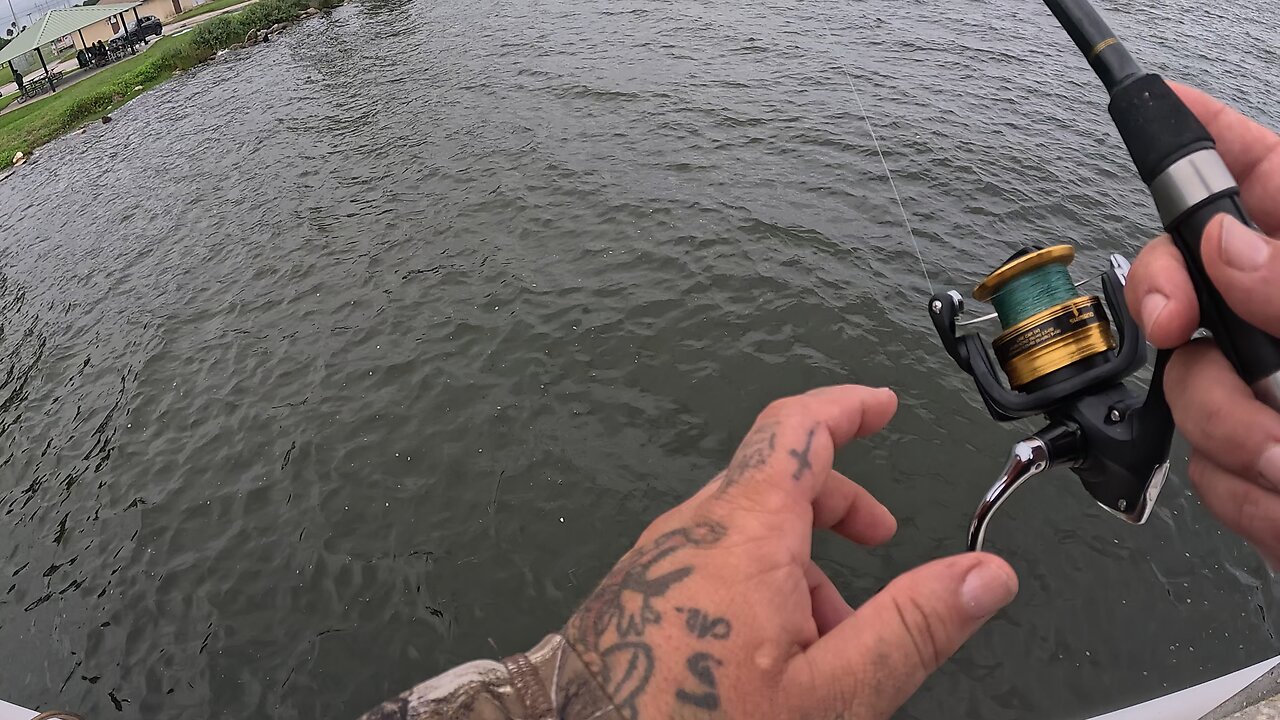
<box><xmin>760</xmin><ymin>396</ymin><xmax>805</xmax><ymax>423</ymax></box>
<box><xmin>1125</xmin><ymin>256</ymin><xmax>1156</xmax><ymax>298</ymax></box>
<box><xmin>649</xmin><ymin>506</ymin><xmax>682</xmax><ymax>530</ymax></box>
<box><xmin>635</xmin><ymin>506</ymin><xmax>688</xmax><ymax>544</ymax></box>
<box><xmin>1198</xmin><ymin>410</ymin><xmax>1273</xmax><ymax>479</ymax></box>
<box><xmin>714</xmin><ymin>484</ymin><xmax>767</xmax><ymax>514</ymax></box>
<box><xmin>889</xmin><ymin>593</ymin><xmax>944</xmax><ymax>673</ymax></box>
<box><xmin>1187</xmin><ymin>457</ymin><xmax>1229</xmax><ymax>515</ymax></box>
<box><xmin>1230</xmin><ymin>477</ymin><xmax>1280</xmax><ymax>544</ymax></box>
<box><xmin>1123</xmin><ymin>281</ymin><xmax>1145</xmax><ymax>318</ymax></box>
<box><xmin>1186</xmin><ymin>455</ymin><xmax>1210</xmax><ymax>489</ymax></box>
<box><xmin>1164</xmin><ymin>348</ymin><xmax>1192</xmax><ymax>389</ymax></box>
<box><xmin>1234</xmin><ymin>493</ymin><xmax>1280</xmax><ymax>555</ymax></box>
<box><xmin>1237</xmin><ymin>494</ymin><xmax>1267</xmax><ymax>539</ymax></box>
<box><xmin>1166</xmin><ymin>341</ymin><xmax>1214</xmax><ymax>386</ymax></box>
<box><xmin>788</xmin><ymin>655</ymin><xmax>862</xmax><ymax>720</ymax></box>
<box><xmin>816</xmin><ymin>684</ymin><xmax>861</xmax><ymax>720</ymax></box>
<box><xmin>1197</xmin><ymin>395</ymin><xmax>1236</xmax><ymax>446</ymax></box>
<box><xmin>1128</xmin><ymin>235</ymin><xmax>1175</xmax><ymax>284</ymax></box>
<box><xmin>1190</xmin><ymin>455</ymin><xmax>1280</xmax><ymax>554</ymax></box>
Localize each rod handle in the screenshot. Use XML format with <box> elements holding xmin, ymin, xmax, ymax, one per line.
<box><xmin>1107</xmin><ymin>75</ymin><xmax>1280</xmax><ymax>406</ymax></box>
<box><xmin>1168</xmin><ymin>195</ymin><xmax>1280</xmax><ymax>397</ymax></box>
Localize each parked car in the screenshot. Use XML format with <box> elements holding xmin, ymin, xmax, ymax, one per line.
<box><xmin>111</xmin><ymin>15</ymin><xmax>163</xmax><ymax>44</ymax></box>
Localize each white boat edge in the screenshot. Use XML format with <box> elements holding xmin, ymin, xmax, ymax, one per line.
<box><xmin>2</xmin><ymin>654</ymin><xmax>1278</xmax><ymax>719</ymax></box>
<box><xmin>0</xmin><ymin>698</ymin><xmax>36</xmax><ymax>720</ymax></box>
<box><xmin>1084</xmin><ymin>654</ymin><xmax>1280</xmax><ymax>720</ymax></box>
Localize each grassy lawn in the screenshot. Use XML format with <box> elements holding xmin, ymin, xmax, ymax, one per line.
<box><xmin>169</xmin><ymin>0</ymin><xmax>250</xmax><ymax>24</ymax></box>
<box><xmin>0</xmin><ymin>0</ymin><xmax>333</xmax><ymax>161</ymax></box>
<box><xmin>0</xmin><ymin>34</ymin><xmax>209</xmax><ymax>160</ymax></box>
<box><xmin>0</xmin><ymin>93</ymin><xmax>16</xmax><ymax>113</ymax></box>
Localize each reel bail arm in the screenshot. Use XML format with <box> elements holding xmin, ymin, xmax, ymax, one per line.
<box><xmin>933</xmin><ymin>250</ymin><xmax>1176</xmax><ymax>550</ymax></box>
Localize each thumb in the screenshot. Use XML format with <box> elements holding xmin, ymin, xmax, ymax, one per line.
<box><xmin>786</xmin><ymin>553</ymin><xmax>1017</xmax><ymax>720</ymax></box>
<box><xmin>1202</xmin><ymin>214</ymin><xmax>1280</xmax><ymax>336</ymax></box>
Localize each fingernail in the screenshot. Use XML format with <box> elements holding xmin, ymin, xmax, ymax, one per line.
<box><xmin>1258</xmin><ymin>446</ymin><xmax>1280</xmax><ymax>491</ymax></box>
<box><xmin>1220</xmin><ymin>217</ymin><xmax>1270</xmax><ymax>272</ymax></box>
<box><xmin>1140</xmin><ymin>292</ymin><xmax>1169</xmax><ymax>335</ymax></box>
<box><xmin>961</xmin><ymin>562</ymin><xmax>1018</xmax><ymax>618</ymax></box>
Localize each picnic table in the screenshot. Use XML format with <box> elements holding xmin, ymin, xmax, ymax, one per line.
<box><xmin>19</xmin><ymin>70</ymin><xmax>64</xmax><ymax>100</ymax></box>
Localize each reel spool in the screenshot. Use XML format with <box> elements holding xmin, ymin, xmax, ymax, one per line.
<box><xmin>973</xmin><ymin>246</ymin><xmax>1116</xmax><ymax>390</ymax></box>
<box><xmin>928</xmin><ymin>248</ymin><xmax>1174</xmax><ymax>551</ymax></box>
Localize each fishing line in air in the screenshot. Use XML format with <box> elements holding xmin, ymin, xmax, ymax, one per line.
<box><xmin>819</xmin><ymin>16</ymin><xmax>934</xmax><ymax>295</ymax></box>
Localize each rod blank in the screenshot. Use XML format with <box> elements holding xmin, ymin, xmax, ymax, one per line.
<box><xmin>1042</xmin><ymin>0</ymin><xmax>1144</xmax><ymax>92</ymax></box>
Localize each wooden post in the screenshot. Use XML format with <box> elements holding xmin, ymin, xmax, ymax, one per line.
<box><xmin>35</xmin><ymin>46</ymin><xmax>54</xmax><ymax>92</ymax></box>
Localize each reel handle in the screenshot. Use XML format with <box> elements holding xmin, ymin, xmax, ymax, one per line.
<box><xmin>1108</xmin><ymin>75</ymin><xmax>1280</xmax><ymax>409</ymax></box>
<box><xmin>965</xmin><ymin>352</ymin><xmax>1175</xmax><ymax>552</ymax></box>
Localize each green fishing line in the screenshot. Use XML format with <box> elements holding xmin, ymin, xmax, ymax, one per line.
<box><xmin>991</xmin><ymin>263</ymin><xmax>1077</xmax><ymax>328</ymax></box>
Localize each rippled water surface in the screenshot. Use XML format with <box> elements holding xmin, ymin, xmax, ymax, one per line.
<box><xmin>2</xmin><ymin>0</ymin><xmax>1279</xmax><ymax>717</ymax></box>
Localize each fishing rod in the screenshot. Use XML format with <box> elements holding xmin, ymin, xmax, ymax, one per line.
<box><xmin>926</xmin><ymin>0</ymin><xmax>1280</xmax><ymax>550</ymax></box>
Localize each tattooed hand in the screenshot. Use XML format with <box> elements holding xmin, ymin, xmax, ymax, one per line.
<box><xmin>563</xmin><ymin>385</ymin><xmax>1019</xmax><ymax>720</ymax></box>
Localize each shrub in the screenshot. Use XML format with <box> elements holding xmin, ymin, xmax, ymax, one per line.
<box><xmin>190</xmin><ymin>0</ymin><xmax>306</xmax><ymax>49</ymax></box>
<box><xmin>191</xmin><ymin>13</ymin><xmax>248</xmax><ymax>48</ymax></box>
<box><xmin>239</xmin><ymin>0</ymin><xmax>306</xmax><ymax>27</ymax></box>
<box><xmin>151</xmin><ymin>39</ymin><xmax>214</xmax><ymax>69</ymax></box>
<box><xmin>58</xmin><ymin>91</ymin><xmax>114</xmax><ymax>124</ymax></box>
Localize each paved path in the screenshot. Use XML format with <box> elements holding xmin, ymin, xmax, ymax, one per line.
<box><xmin>166</xmin><ymin>0</ymin><xmax>257</xmax><ymax>33</ymax></box>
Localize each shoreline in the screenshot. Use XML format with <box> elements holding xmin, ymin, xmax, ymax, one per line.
<box><xmin>0</xmin><ymin>0</ymin><xmax>337</xmax><ymax>170</ymax></box>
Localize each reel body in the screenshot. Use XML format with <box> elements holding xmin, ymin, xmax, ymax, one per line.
<box><xmin>929</xmin><ymin>246</ymin><xmax>1174</xmax><ymax>550</ymax></box>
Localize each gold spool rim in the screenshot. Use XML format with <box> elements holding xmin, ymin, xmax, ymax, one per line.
<box><xmin>993</xmin><ymin>295</ymin><xmax>1099</xmax><ymax>348</ymax></box>
<box><xmin>992</xmin><ymin>295</ymin><xmax>1115</xmax><ymax>388</ymax></box>
<box><xmin>973</xmin><ymin>245</ymin><xmax>1076</xmax><ymax>302</ymax></box>
<box><xmin>1002</xmin><ymin>323</ymin><xmax>1115</xmax><ymax>388</ymax></box>
<box><xmin>1003</xmin><ymin>320</ymin><xmax>1116</xmax><ymax>386</ymax></box>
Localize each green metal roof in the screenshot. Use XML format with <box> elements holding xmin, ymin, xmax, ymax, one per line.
<box><xmin>0</xmin><ymin>2</ymin><xmax>143</xmax><ymax>67</ymax></box>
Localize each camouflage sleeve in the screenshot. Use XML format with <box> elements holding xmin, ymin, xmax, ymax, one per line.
<box><xmin>357</xmin><ymin>634</ymin><xmax>625</xmax><ymax>720</ymax></box>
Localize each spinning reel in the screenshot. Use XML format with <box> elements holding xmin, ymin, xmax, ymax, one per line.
<box><xmin>929</xmin><ymin>247</ymin><xmax>1173</xmax><ymax>550</ymax></box>
<box><xmin>923</xmin><ymin>0</ymin><xmax>1280</xmax><ymax>551</ymax></box>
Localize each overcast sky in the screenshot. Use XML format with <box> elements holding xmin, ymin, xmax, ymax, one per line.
<box><xmin>4</xmin><ymin>0</ymin><xmax>81</xmax><ymax>28</ymax></box>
